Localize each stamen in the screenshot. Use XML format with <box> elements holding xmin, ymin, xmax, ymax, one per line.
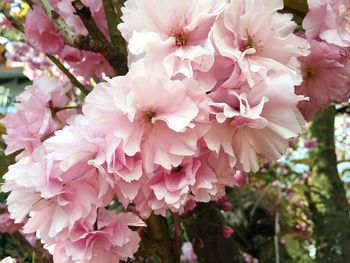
<box><xmin>305</xmin><ymin>68</ymin><xmax>315</xmax><ymax>80</ymax></box>
<box><xmin>174</xmin><ymin>33</ymin><xmax>188</xmax><ymax>47</ymax></box>
<box><xmin>171</xmin><ymin>165</ymin><xmax>183</xmax><ymax>173</ymax></box>
<box><xmin>240</xmin><ymin>32</ymin><xmax>255</xmax><ymax>52</ymax></box>
<box><xmin>144</xmin><ymin>111</ymin><xmax>157</xmax><ymax>122</ymax></box>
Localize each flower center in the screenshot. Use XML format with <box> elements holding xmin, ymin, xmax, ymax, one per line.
<box><xmin>171</xmin><ymin>165</ymin><xmax>183</xmax><ymax>173</ymax></box>
<box><xmin>144</xmin><ymin>111</ymin><xmax>157</xmax><ymax>122</ymax></box>
<box><xmin>305</xmin><ymin>68</ymin><xmax>316</xmax><ymax>80</ymax></box>
<box><xmin>175</xmin><ymin>33</ymin><xmax>187</xmax><ymax>46</ymax></box>
<box><xmin>171</xmin><ymin>31</ymin><xmax>188</xmax><ymax>47</ymax></box>
<box><xmin>240</xmin><ymin>33</ymin><xmax>255</xmax><ymax>52</ymax></box>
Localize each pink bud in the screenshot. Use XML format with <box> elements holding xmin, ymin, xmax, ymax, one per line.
<box><xmin>304</xmin><ymin>138</ymin><xmax>318</xmax><ymax>149</ymax></box>
<box><xmin>288</xmin><ymin>137</ymin><xmax>298</xmax><ymax>147</ymax></box>
<box><xmin>233</xmin><ymin>171</ymin><xmax>247</xmax><ymax>187</ymax></box>
<box><xmin>182</xmin><ymin>199</ymin><xmax>197</xmax><ymax>215</ymax></box>
<box><xmin>219</xmin><ymin>202</ymin><xmax>233</xmax><ymax>211</ymax></box>
<box><xmin>222</xmin><ymin>226</ymin><xmax>234</xmax><ymax>239</ymax></box>
<box><xmin>217</xmin><ymin>196</ymin><xmax>228</xmax><ymax>204</ymax></box>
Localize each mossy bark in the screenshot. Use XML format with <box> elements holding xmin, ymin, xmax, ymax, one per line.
<box><xmin>308</xmin><ymin>106</ymin><xmax>350</xmax><ymax>262</ymax></box>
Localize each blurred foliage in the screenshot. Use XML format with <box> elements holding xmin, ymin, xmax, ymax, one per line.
<box><xmin>0</xmin><ymin>234</ymin><xmax>31</xmax><ymax>263</ymax></box>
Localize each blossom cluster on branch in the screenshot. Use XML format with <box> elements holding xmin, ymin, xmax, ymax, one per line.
<box><xmin>0</xmin><ymin>0</ymin><xmax>350</xmax><ymax>262</ymax></box>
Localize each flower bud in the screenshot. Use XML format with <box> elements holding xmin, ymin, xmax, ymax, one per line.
<box><xmin>222</xmin><ymin>226</ymin><xmax>234</xmax><ymax>239</ymax></box>
<box><xmin>233</xmin><ymin>171</ymin><xmax>247</xmax><ymax>187</ymax></box>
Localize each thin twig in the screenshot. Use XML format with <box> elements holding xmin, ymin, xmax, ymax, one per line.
<box><xmin>274</xmin><ymin>191</ymin><xmax>281</xmax><ymax>263</ymax></box>
<box><xmin>0</xmin><ymin>2</ymin><xmax>24</xmax><ymax>31</ymax></box>
<box><xmin>47</xmin><ymin>55</ymin><xmax>89</xmax><ymax>95</ymax></box>
<box><xmin>38</xmin><ymin>0</ymin><xmax>79</xmax><ymax>45</ymax></box>
<box><xmin>249</xmin><ymin>184</ymin><xmax>272</xmax><ymax>219</ymax></box>
<box><xmin>72</xmin><ymin>0</ymin><xmax>109</xmax><ymax>43</ymax></box>
<box><xmin>172</xmin><ymin>212</ymin><xmax>182</xmax><ymax>263</ymax></box>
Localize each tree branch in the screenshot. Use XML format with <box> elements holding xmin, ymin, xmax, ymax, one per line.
<box><xmin>38</xmin><ymin>0</ymin><xmax>91</xmax><ymax>49</ymax></box>
<box><xmin>47</xmin><ymin>55</ymin><xmax>90</xmax><ymax>95</ymax></box>
<box><xmin>71</xmin><ymin>0</ymin><xmax>128</xmax><ymax>75</ymax></box>
<box><xmin>146</xmin><ymin>213</ymin><xmax>177</xmax><ymax>263</ymax></box>
<box><xmin>0</xmin><ymin>2</ymin><xmax>24</xmax><ymax>32</ymax></box>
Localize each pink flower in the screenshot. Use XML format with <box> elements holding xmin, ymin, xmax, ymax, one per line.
<box><xmin>1</xmin><ymin>149</ymin><xmax>57</xmax><ymax>223</ymax></box>
<box><xmin>182</xmin><ymin>199</ymin><xmax>197</xmax><ymax>214</ymax></box>
<box><xmin>296</xmin><ymin>38</ymin><xmax>350</xmax><ymax>121</ymax></box>
<box><xmin>304</xmin><ymin>138</ymin><xmax>318</xmax><ymax>149</ymax></box>
<box><xmin>146</xmin><ymin>159</ymin><xmax>198</xmax><ymax>212</ymax></box>
<box><xmin>23</xmin><ymin>176</ymin><xmax>102</xmax><ymax>244</ymax></box>
<box><xmin>0</xmin><ymin>257</ymin><xmax>16</xmax><ymax>263</ymax></box>
<box><xmin>189</xmin><ymin>149</ymin><xmax>223</xmax><ymax>202</ymax></box>
<box><xmin>24</xmin><ymin>5</ymin><xmax>65</xmax><ymax>55</ymax></box>
<box><xmin>132</xmin><ymin>146</ymin><xmax>232</xmax><ymax>217</ymax></box>
<box><xmin>303</xmin><ymin>0</ymin><xmax>350</xmax><ymax>47</ymax></box>
<box><xmin>83</xmin><ymin>69</ymin><xmax>208</xmax><ymax>173</ymax></box>
<box><xmin>1</xmin><ymin>77</ymin><xmax>74</xmax><ymax>158</ymax></box>
<box><xmin>44</xmin><ymin>115</ymin><xmax>142</xmax><ymax>202</ymax></box>
<box><xmin>218</xmin><ymin>201</ymin><xmax>233</xmax><ymax>211</ymax></box>
<box><xmin>204</xmin><ymin>75</ymin><xmax>305</xmax><ymax>172</ymax></box>
<box><xmin>119</xmin><ymin>0</ymin><xmax>226</xmax><ymax>83</ymax></box>
<box><xmin>181</xmin><ymin>242</ymin><xmax>198</xmax><ymax>262</ymax></box>
<box><xmin>244</xmin><ymin>253</ymin><xmax>259</xmax><ymax>263</ymax></box>
<box><xmin>73</xmin><ymin>51</ymin><xmax>114</xmax><ymax>81</ymax></box>
<box><xmin>58</xmin><ymin>46</ymin><xmax>114</xmax><ymax>84</ymax></box>
<box><xmin>211</xmin><ymin>0</ymin><xmax>309</xmax><ymax>88</ymax></box>
<box><xmin>51</xmin><ymin>209</ymin><xmax>145</xmax><ymax>263</ymax></box>
<box><xmin>0</xmin><ymin>213</ymin><xmax>22</xmax><ymax>233</ymax></box>
<box><xmin>0</xmin><ymin>16</ymin><xmax>12</xmax><ymax>29</ymax></box>
<box><xmin>3</xmin><ymin>146</ymin><xmax>107</xmax><ymax>244</ymax></box>
<box><xmin>222</xmin><ymin>225</ymin><xmax>234</xmax><ymax>239</ymax></box>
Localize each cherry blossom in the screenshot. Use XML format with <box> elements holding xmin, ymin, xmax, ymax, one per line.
<box><xmin>296</xmin><ymin>38</ymin><xmax>350</xmax><ymax>120</ymax></box>
<box><xmin>303</xmin><ymin>0</ymin><xmax>350</xmax><ymax>47</ymax></box>
<box><xmin>1</xmin><ymin>77</ymin><xmax>75</xmax><ymax>159</ymax></box>
<box><xmin>211</xmin><ymin>0</ymin><xmax>310</xmax><ymax>88</ymax></box>
<box><xmin>119</xmin><ymin>0</ymin><xmax>227</xmax><ymax>84</ymax></box>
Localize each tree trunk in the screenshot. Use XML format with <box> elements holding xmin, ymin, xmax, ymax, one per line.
<box><xmin>146</xmin><ymin>213</ymin><xmax>178</xmax><ymax>263</ymax></box>
<box><xmin>183</xmin><ymin>202</ymin><xmax>244</xmax><ymax>263</ymax></box>
<box><xmin>307</xmin><ymin>106</ymin><xmax>350</xmax><ymax>262</ymax></box>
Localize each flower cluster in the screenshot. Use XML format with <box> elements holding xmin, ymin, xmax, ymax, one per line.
<box><xmin>1</xmin><ymin>0</ymin><xmax>350</xmax><ymax>262</ymax></box>
<box><xmin>298</xmin><ymin>0</ymin><xmax>350</xmax><ymax>120</ymax></box>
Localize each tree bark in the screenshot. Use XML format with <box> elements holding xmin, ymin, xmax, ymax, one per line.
<box><xmin>308</xmin><ymin>106</ymin><xmax>350</xmax><ymax>262</ymax></box>
<box><xmin>183</xmin><ymin>202</ymin><xmax>244</xmax><ymax>263</ymax></box>
<box><xmin>146</xmin><ymin>213</ymin><xmax>178</xmax><ymax>263</ymax></box>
